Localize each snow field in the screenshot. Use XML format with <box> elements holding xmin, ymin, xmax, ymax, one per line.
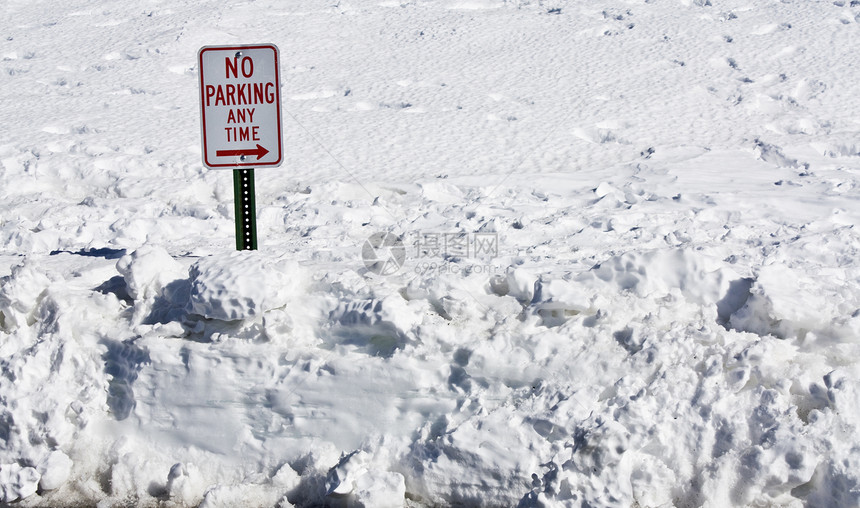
<box><xmin>2</xmin><ymin>0</ymin><xmax>860</xmax><ymax>506</ymax></box>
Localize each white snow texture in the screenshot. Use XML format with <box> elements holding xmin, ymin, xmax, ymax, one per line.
<box><xmin>2</xmin><ymin>0</ymin><xmax>860</xmax><ymax>506</ymax></box>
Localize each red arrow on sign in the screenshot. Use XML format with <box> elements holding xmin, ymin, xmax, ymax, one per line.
<box><xmin>216</xmin><ymin>144</ymin><xmax>270</xmax><ymax>160</ymax></box>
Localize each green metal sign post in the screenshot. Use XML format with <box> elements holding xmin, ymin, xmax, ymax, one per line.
<box><xmin>233</xmin><ymin>168</ymin><xmax>257</xmax><ymax>250</ymax></box>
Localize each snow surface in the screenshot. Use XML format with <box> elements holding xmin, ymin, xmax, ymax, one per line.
<box><xmin>2</xmin><ymin>0</ymin><xmax>860</xmax><ymax>506</ymax></box>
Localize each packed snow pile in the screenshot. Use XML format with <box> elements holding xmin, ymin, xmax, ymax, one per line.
<box><xmin>3</xmin><ymin>0</ymin><xmax>860</xmax><ymax>506</ymax></box>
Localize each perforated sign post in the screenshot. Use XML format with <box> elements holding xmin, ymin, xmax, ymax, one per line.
<box><xmin>198</xmin><ymin>43</ymin><xmax>283</xmax><ymax>250</ymax></box>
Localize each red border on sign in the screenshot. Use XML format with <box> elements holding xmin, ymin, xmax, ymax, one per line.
<box><xmin>198</xmin><ymin>44</ymin><xmax>283</xmax><ymax>169</ymax></box>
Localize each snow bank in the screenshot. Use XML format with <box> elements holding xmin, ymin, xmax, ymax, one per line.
<box><xmin>0</xmin><ymin>261</ymin><xmax>53</xmax><ymax>333</ymax></box>
<box><xmin>185</xmin><ymin>252</ymin><xmax>306</xmax><ymax>322</ymax></box>
<box><xmin>3</xmin><ymin>242</ymin><xmax>860</xmax><ymax>507</ymax></box>
<box><xmin>730</xmin><ymin>263</ymin><xmax>860</xmax><ymax>343</ymax></box>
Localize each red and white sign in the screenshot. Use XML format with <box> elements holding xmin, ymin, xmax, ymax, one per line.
<box><xmin>198</xmin><ymin>44</ymin><xmax>283</xmax><ymax>169</ymax></box>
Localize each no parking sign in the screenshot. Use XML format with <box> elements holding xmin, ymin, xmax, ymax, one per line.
<box><xmin>198</xmin><ymin>44</ymin><xmax>283</xmax><ymax>169</ymax></box>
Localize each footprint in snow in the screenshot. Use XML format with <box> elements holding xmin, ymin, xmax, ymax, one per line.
<box><xmin>289</xmin><ymin>89</ymin><xmax>338</xmax><ymax>101</ymax></box>
<box><xmin>572</xmin><ymin>126</ymin><xmax>630</xmax><ymax>145</ymax></box>
<box><xmin>750</xmin><ymin>22</ymin><xmax>792</xmax><ymax>35</ymax></box>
